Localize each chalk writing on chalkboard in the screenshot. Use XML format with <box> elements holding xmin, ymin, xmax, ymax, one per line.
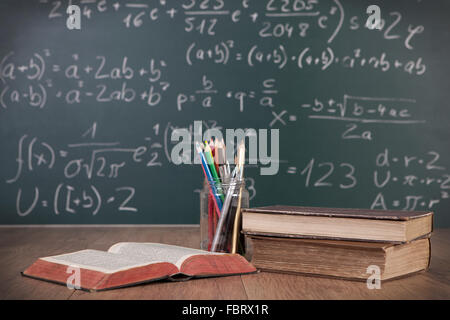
<box><xmin>0</xmin><ymin>0</ymin><xmax>448</xmax><ymax>224</ymax></box>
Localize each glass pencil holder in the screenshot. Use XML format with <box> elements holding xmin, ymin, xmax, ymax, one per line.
<box><xmin>200</xmin><ymin>178</ymin><xmax>249</xmax><ymax>254</ymax></box>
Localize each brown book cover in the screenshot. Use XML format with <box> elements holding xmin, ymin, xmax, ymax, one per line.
<box><xmin>247</xmin><ymin>235</ymin><xmax>431</xmax><ymax>281</ymax></box>
<box><xmin>242</xmin><ymin>206</ymin><xmax>433</xmax><ymax>243</ymax></box>
<box><xmin>242</xmin><ymin>205</ymin><xmax>433</xmax><ymax>220</ymax></box>
<box><xmin>22</xmin><ymin>242</ymin><xmax>256</xmax><ymax>291</ymax></box>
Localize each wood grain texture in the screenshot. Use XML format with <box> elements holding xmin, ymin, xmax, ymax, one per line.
<box><xmin>0</xmin><ymin>227</ymin><xmax>449</xmax><ymax>300</ymax></box>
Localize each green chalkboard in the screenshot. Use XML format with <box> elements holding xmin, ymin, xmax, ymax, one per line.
<box><xmin>1</xmin><ymin>0</ymin><xmax>449</xmax><ymax>226</ymax></box>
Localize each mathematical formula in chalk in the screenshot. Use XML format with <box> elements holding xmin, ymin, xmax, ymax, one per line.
<box><xmin>1</xmin><ymin>0</ymin><xmax>448</xmax><ymax>224</ymax></box>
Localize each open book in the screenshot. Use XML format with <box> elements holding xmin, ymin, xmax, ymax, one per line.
<box><xmin>22</xmin><ymin>243</ymin><xmax>257</xmax><ymax>291</ymax></box>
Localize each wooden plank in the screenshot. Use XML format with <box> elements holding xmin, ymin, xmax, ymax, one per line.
<box><xmin>0</xmin><ymin>228</ymin><xmax>78</xmax><ymax>299</ymax></box>
<box><xmin>0</xmin><ymin>227</ymin><xmax>449</xmax><ymax>299</ymax></box>
<box><xmin>70</xmin><ymin>276</ymin><xmax>247</xmax><ymax>300</ymax></box>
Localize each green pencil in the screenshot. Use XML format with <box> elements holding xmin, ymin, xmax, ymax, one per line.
<box><xmin>204</xmin><ymin>142</ymin><xmax>224</xmax><ymax>202</ymax></box>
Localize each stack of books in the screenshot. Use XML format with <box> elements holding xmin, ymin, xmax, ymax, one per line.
<box><xmin>242</xmin><ymin>206</ymin><xmax>433</xmax><ymax>281</ymax></box>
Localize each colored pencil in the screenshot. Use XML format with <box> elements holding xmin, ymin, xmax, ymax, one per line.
<box><xmin>231</xmin><ymin>141</ymin><xmax>245</xmax><ymax>254</ymax></box>
<box><xmin>196</xmin><ymin>142</ymin><xmax>222</xmax><ymax>211</ymax></box>
<box><xmin>222</xmin><ymin>138</ymin><xmax>231</xmax><ymax>178</ymax></box>
<box><xmin>213</xmin><ymin>139</ymin><xmax>221</xmax><ymax>176</ymax></box>
<box><xmin>207</xmin><ymin>192</ymin><xmax>214</xmax><ymax>250</ymax></box>
<box><xmin>211</xmin><ymin>166</ymin><xmax>238</xmax><ymax>252</ymax></box>
<box><xmin>215</xmin><ymin>139</ymin><xmax>226</xmax><ymax>180</ymax></box>
<box><xmin>197</xmin><ymin>139</ymin><xmax>246</xmax><ymax>252</ymax></box>
<box><xmin>204</xmin><ymin>142</ymin><xmax>225</xmax><ymax>202</ymax></box>
<box><xmin>197</xmin><ymin>142</ymin><xmax>223</xmax><ymax>248</ymax></box>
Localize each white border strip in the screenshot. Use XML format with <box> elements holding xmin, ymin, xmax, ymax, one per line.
<box><xmin>0</xmin><ymin>224</ymin><xmax>200</xmax><ymax>228</ymax></box>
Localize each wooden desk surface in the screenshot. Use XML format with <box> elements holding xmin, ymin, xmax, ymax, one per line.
<box><xmin>0</xmin><ymin>227</ymin><xmax>449</xmax><ymax>300</ymax></box>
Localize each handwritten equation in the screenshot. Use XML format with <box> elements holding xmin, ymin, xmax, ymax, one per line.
<box><xmin>37</xmin><ymin>0</ymin><xmax>424</xmax><ymax>50</ymax></box>
<box><xmin>187</xmin><ymin>43</ymin><xmax>426</xmax><ymax>75</ymax></box>
<box><xmin>1</xmin><ymin>0</ymin><xmax>448</xmax><ymax>223</ymax></box>
<box><xmin>0</xmin><ymin>51</ymin><xmax>169</xmax><ymax>109</ymax></box>
<box><xmin>285</xmin><ymin>149</ymin><xmax>449</xmax><ymax>211</ymax></box>
<box><xmin>4</xmin><ymin>121</ymin><xmax>256</xmax><ymax>217</ymax></box>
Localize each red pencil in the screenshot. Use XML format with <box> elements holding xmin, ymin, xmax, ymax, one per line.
<box><xmin>197</xmin><ymin>143</ymin><xmax>222</xmax><ymax>217</ymax></box>
<box><xmin>207</xmin><ymin>193</ymin><xmax>214</xmax><ymax>250</ymax></box>
<box><xmin>197</xmin><ymin>143</ymin><xmax>221</xmax><ymax>251</ymax></box>
<box><xmin>209</xmin><ymin>139</ymin><xmax>220</xmax><ymax>177</ymax></box>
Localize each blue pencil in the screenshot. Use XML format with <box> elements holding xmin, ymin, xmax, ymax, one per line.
<box><xmin>196</xmin><ymin>143</ymin><xmax>223</xmax><ymax>211</ymax></box>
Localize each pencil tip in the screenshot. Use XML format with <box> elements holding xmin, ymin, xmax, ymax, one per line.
<box><xmin>195</xmin><ymin>142</ymin><xmax>203</xmax><ymax>153</ymax></box>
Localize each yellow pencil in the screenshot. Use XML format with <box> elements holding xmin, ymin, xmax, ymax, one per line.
<box><xmin>231</xmin><ymin>141</ymin><xmax>245</xmax><ymax>254</ymax></box>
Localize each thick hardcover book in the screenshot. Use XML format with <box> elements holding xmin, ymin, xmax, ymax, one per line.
<box><xmin>242</xmin><ymin>205</ymin><xmax>433</xmax><ymax>243</ymax></box>
<box><xmin>247</xmin><ymin>235</ymin><xmax>431</xmax><ymax>281</ymax></box>
<box><xmin>22</xmin><ymin>242</ymin><xmax>256</xmax><ymax>291</ymax></box>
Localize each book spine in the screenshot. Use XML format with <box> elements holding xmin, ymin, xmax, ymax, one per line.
<box><xmin>426</xmin><ymin>237</ymin><xmax>432</xmax><ymax>270</ymax></box>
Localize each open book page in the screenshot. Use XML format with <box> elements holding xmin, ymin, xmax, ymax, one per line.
<box><xmin>108</xmin><ymin>243</ymin><xmax>224</xmax><ymax>269</ymax></box>
<box><xmin>41</xmin><ymin>249</ymin><xmax>163</xmax><ymax>274</ymax></box>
